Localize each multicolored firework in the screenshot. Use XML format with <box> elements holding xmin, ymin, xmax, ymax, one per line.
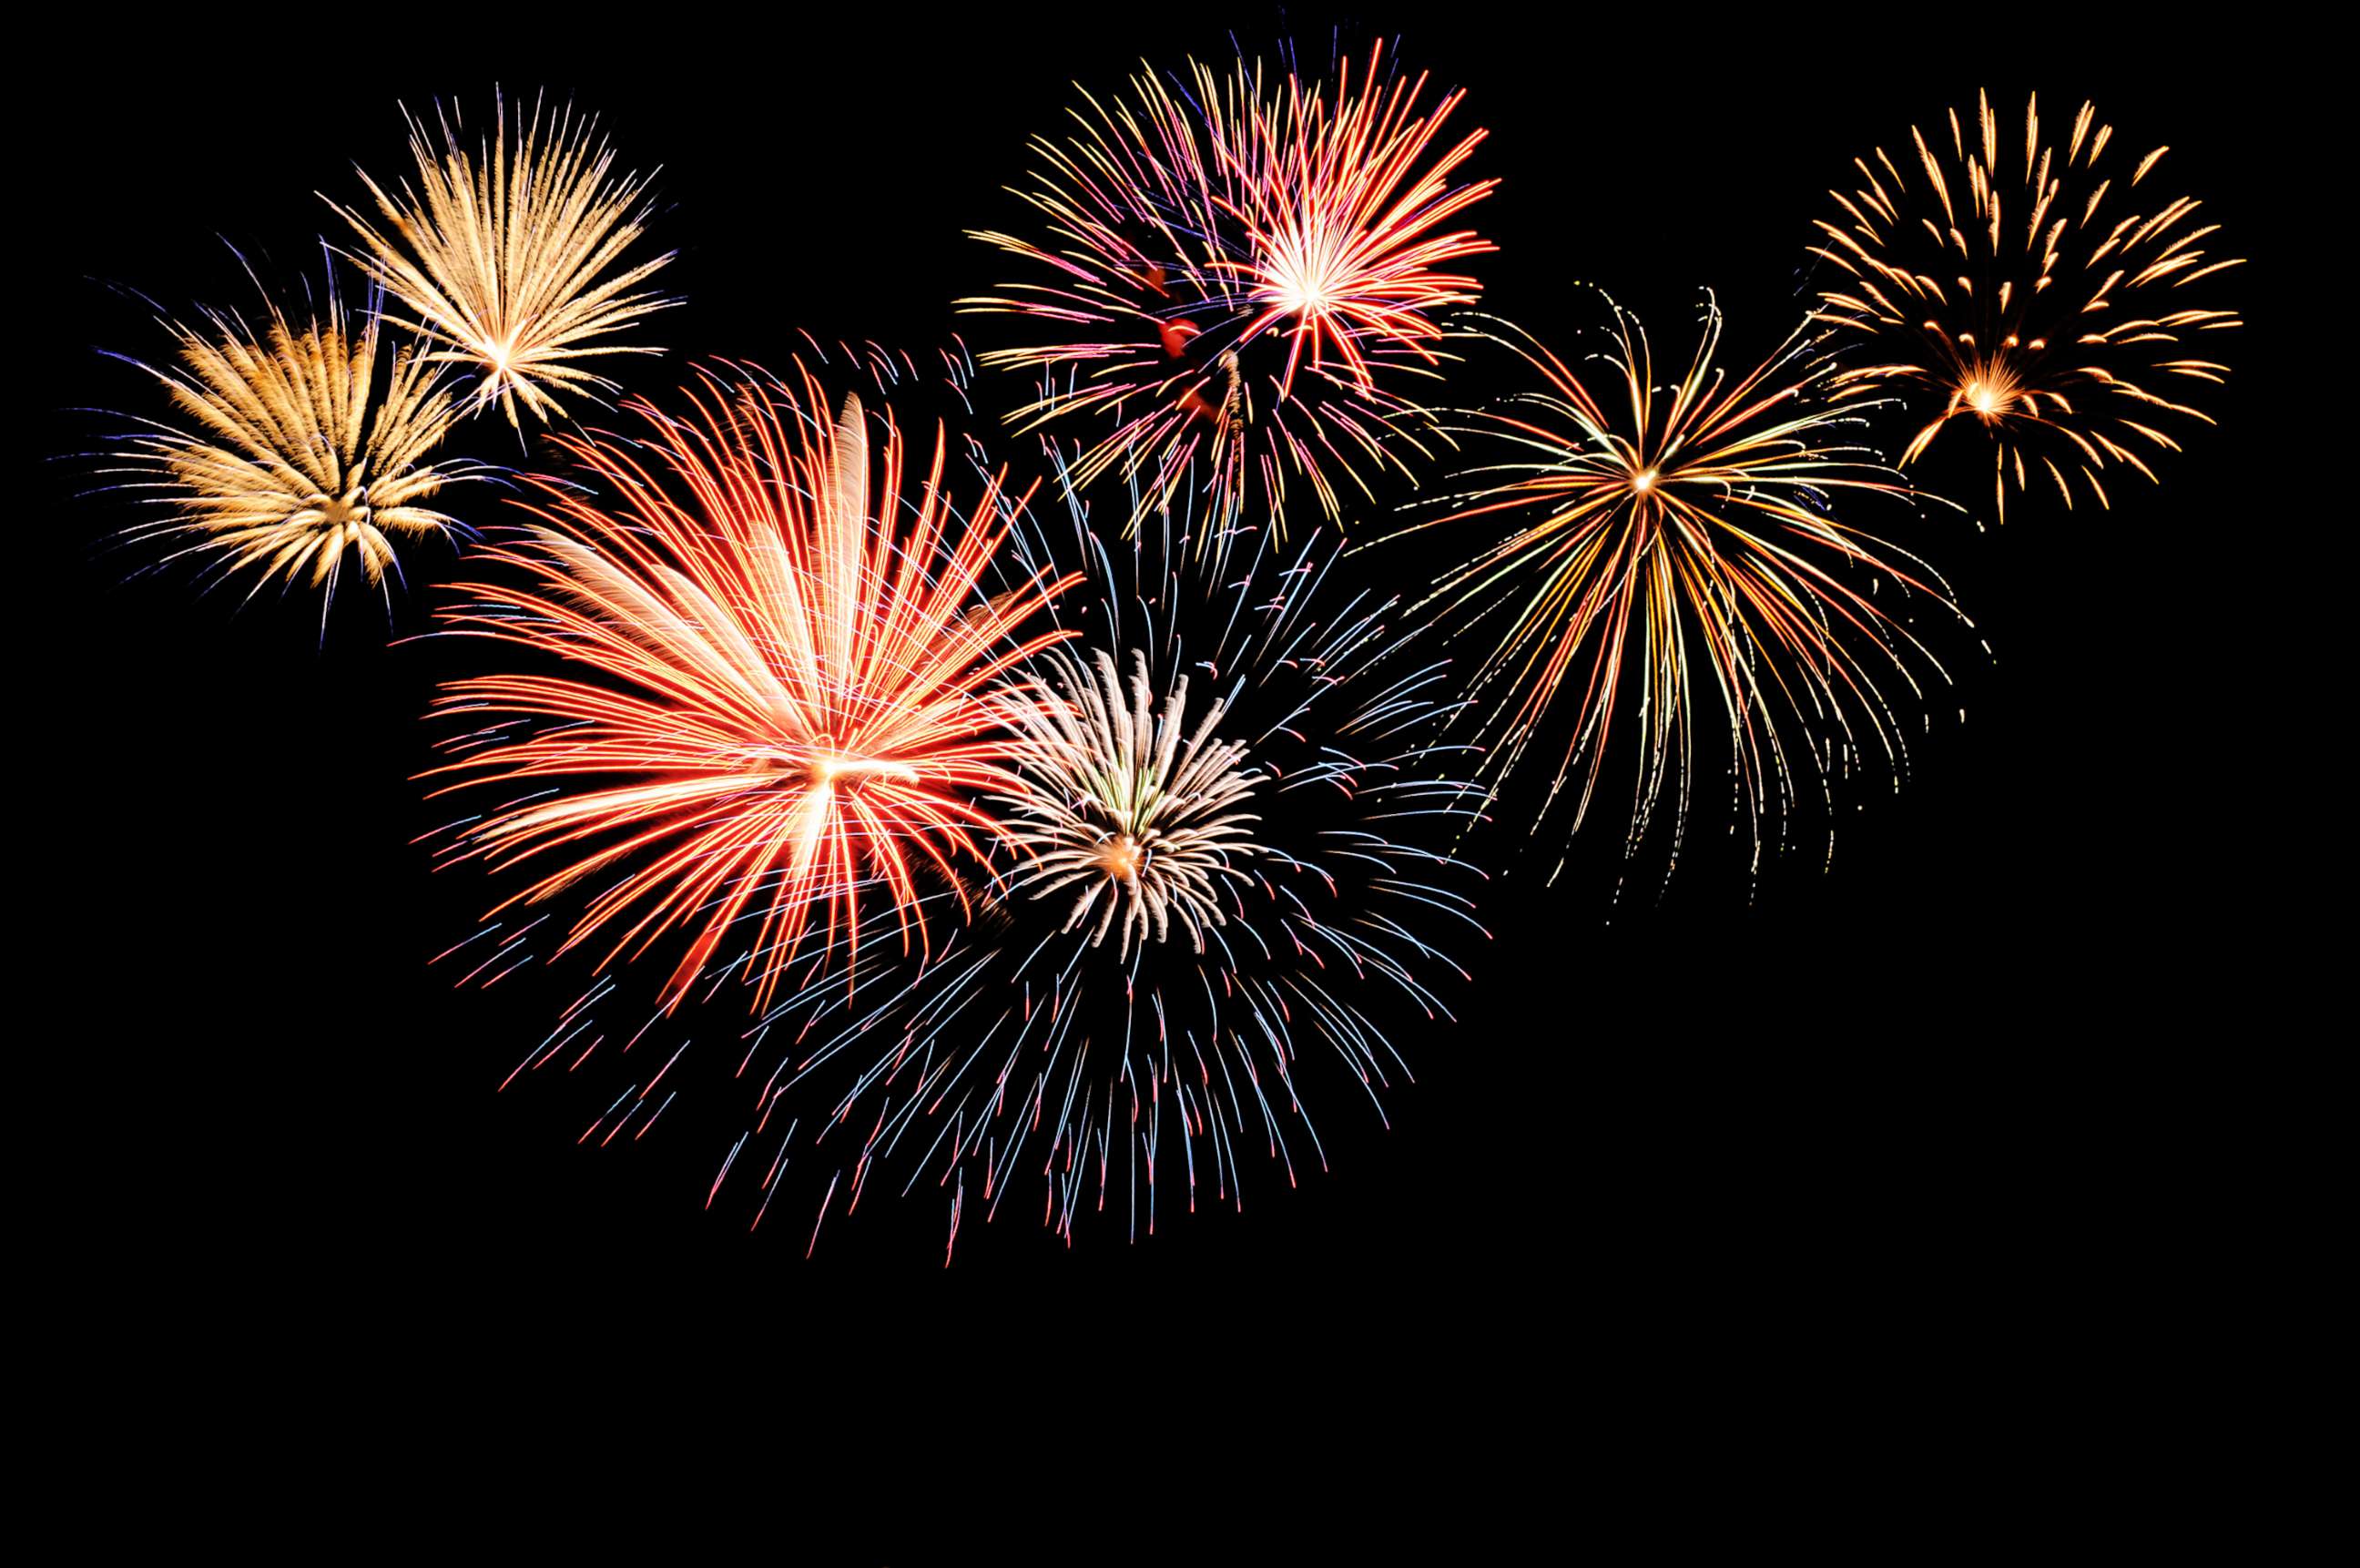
<box><xmin>101</xmin><ymin>260</ymin><xmax>483</xmax><ymax>617</ymax></box>
<box><xmin>331</xmin><ymin>95</ymin><xmax>676</xmax><ymax>429</ymax></box>
<box><xmin>1403</xmin><ymin>297</ymin><xmax>1968</xmax><ymax>884</ymax></box>
<box><xmin>425</xmin><ymin>362</ymin><xmax>1078</xmax><ymax>1015</ymax></box>
<box><xmin>963</xmin><ymin>41</ymin><xmax>1494</xmax><ymax>541</ymax></box>
<box><xmin>697</xmin><ymin>504</ymin><xmax>1485</xmax><ymax>1256</ymax></box>
<box><xmin>1809</xmin><ymin>89</ymin><xmax>2242</xmax><ymax>519</ymax></box>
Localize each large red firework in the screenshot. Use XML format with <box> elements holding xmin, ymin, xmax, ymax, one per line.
<box><xmin>963</xmin><ymin>41</ymin><xmax>1494</xmax><ymax>540</ymax></box>
<box><xmin>426</xmin><ymin>363</ymin><xmax>1078</xmax><ymax>1012</ymax></box>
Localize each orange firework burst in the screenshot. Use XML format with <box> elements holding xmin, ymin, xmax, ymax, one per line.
<box><xmin>1809</xmin><ymin>89</ymin><xmax>2243</xmax><ymax>520</ymax></box>
<box><xmin>963</xmin><ymin>41</ymin><xmax>1493</xmax><ymax>540</ymax></box>
<box><xmin>1406</xmin><ymin>298</ymin><xmax>1968</xmax><ymax>881</ymax></box>
<box><xmin>427</xmin><ymin>363</ymin><xmax>1078</xmax><ymax>1011</ymax></box>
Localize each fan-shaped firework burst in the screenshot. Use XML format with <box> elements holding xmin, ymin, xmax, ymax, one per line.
<box><xmin>699</xmin><ymin>507</ymin><xmax>1483</xmax><ymax>1257</ymax></box>
<box><xmin>1809</xmin><ymin>89</ymin><xmax>2242</xmax><ymax>519</ymax></box>
<box><xmin>331</xmin><ymin>95</ymin><xmax>676</xmax><ymax>428</ymax></box>
<box><xmin>963</xmin><ymin>41</ymin><xmax>1494</xmax><ymax>543</ymax></box>
<box><xmin>1404</xmin><ymin>297</ymin><xmax>1968</xmax><ymax>885</ymax></box>
<box><xmin>101</xmin><ymin>260</ymin><xmax>483</xmax><ymax>617</ymax></box>
<box><xmin>426</xmin><ymin>362</ymin><xmax>1078</xmax><ymax>1015</ymax></box>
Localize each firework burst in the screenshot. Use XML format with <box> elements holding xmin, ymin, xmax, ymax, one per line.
<box><xmin>698</xmin><ymin>505</ymin><xmax>1485</xmax><ymax>1256</ymax></box>
<box><xmin>1809</xmin><ymin>89</ymin><xmax>2242</xmax><ymax>519</ymax></box>
<box><xmin>101</xmin><ymin>260</ymin><xmax>483</xmax><ymax>617</ymax></box>
<box><xmin>963</xmin><ymin>41</ymin><xmax>1494</xmax><ymax>542</ymax></box>
<box><xmin>1404</xmin><ymin>296</ymin><xmax>1969</xmax><ymax>885</ymax></box>
<box><xmin>331</xmin><ymin>95</ymin><xmax>676</xmax><ymax>429</ymax></box>
<box><xmin>999</xmin><ymin>647</ymin><xmax>1266</xmax><ymax>958</ymax></box>
<box><xmin>426</xmin><ymin>362</ymin><xmax>1078</xmax><ymax>1015</ymax></box>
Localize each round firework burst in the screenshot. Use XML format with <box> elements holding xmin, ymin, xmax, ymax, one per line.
<box><xmin>98</xmin><ymin>253</ymin><xmax>487</xmax><ymax>621</ymax></box>
<box><xmin>424</xmin><ymin>361</ymin><xmax>1079</xmax><ymax>1016</ymax></box>
<box><xmin>1400</xmin><ymin>295</ymin><xmax>1972</xmax><ymax>888</ymax></box>
<box><xmin>962</xmin><ymin>41</ymin><xmax>1494</xmax><ymax>545</ymax></box>
<box><xmin>1808</xmin><ymin>89</ymin><xmax>2243</xmax><ymax>520</ymax></box>
<box><xmin>708</xmin><ymin>504</ymin><xmax>1485</xmax><ymax>1257</ymax></box>
<box><xmin>998</xmin><ymin>647</ymin><xmax>1266</xmax><ymax>958</ymax></box>
<box><xmin>330</xmin><ymin>94</ymin><xmax>676</xmax><ymax>429</ymax></box>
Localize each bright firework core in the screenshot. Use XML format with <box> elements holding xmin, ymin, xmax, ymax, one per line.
<box><xmin>1271</xmin><ymin>270</ymin><xmax>1338</xmax><ymax>318</ymax></box>
<box><xmin>793</xmin><ymin>751</ymin><xmax>921</xmax><ymax>789</ymax></box>
<box><xmin>1262</xmin><ymin>246</ymin><xmax>1347</xmax><ymax>337</ymax></box>
<box><xmin>1953</xmin><ymin>352</ymin><xmax>2029</xmax><ymax>424</ymax></box>
<box><xmin>1087</xmin><ymin>833</ymin><xmax>1146</xmax><ymax>881</ymax></box>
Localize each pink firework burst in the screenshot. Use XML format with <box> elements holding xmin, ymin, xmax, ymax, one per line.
<box><xmin>964</xmin><ymin>41</ymin><xmax>1495</xmax><ymax>543</ymax></box>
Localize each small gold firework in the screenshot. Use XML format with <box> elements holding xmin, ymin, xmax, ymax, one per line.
<box><xmin>109</xmin><ymin>270</ymin><xmax>478</xmax><ymax>612</ymax></box>
<box><xmin>331</xmin><ymin>96</ymin><xmax>675</xmax><ymax>427</ymax></box>
<box><xmin>997</xmin><ymin>648</ymin><xmax>1266</xmax><ymax>958</ymax></box>
<box><xmin>1811</xmin><ymin>89</ymin><xmax>2243</xmax><ymax>520</ymax></box>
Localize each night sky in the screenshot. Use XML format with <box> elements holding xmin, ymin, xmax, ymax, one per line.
<box><xmin>30</xmin><ymin>8</ymin><xmax>2294</xmax><ymax>1485</ymax></box>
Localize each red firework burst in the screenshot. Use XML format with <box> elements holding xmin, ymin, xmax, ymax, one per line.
<box><xmin>426</xmin><ymin>362</ymin><xmax>1079</xmax><ymax>1012</ymax></box>
<box><xmin>963</xmin><ymin>41</ymin><xmax>1495</xmax><ymax>538</ymax></box>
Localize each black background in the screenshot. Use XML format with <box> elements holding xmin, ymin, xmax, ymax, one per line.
<box><xmin>29</xmin><ymin>5</ymin><xmax>2298</xmax><ymax>1483</ymax></box>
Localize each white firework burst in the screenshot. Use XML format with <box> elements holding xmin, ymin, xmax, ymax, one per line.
<box><xmin>998</xmin><ymin>647</ymin><xmax>1267</xmax><ymax>957</ymax></box>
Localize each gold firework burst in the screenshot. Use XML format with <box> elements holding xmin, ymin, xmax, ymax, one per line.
<box><xmin>107</xmin><ymin>269</ymin><xmax>479</xmax><ymax>612</ymax></box>
<box><xmin>1811</xmin><ymin>89</ymin><xmax>2243</xmax><ymax>520</ymax></box>
<box><xmin>331</xmin><ymin>96</ymin><xmax>676</xmax><ymax>428</ymax></box>
<box><xmin>1410</xmin><ymin>299</ymin><xmax>1967</xmax><ymax>881</ymax></box>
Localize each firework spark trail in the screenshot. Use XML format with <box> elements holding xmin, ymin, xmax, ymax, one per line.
<box><xmin>97</xmin><ymin>253</ymin><xmax>488</xmax><ymax>622</ymax></box>
<box><xmin>425</xmin><ymin>360</ymin><xmax>1079</xmax><ymax>1016</ymax></box>
<box><xmin>330</xmin><ymin>93</ymin><xmax>676</xmax><ymax>429</ymax></box>
<box><xmin>1397</xmin><ymin>295</ymin><xmax>1973</xmax><ymax>889</ymax></box>
<box><xmin>963</xmin><ymin>41</ymin><xmax>1493</xmax><ymax>545</ymax></box>
<box><xmin>697</xmin><ymin>489</ymin><xmax>1488</xmax><ymax>1257</ymax></box>
<box><xmin>1808</xmin><ymin>88</ymin><xmax>2242</xmax><ymax>519</ymax></box>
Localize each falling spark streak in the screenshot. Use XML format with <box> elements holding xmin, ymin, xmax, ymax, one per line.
<box><xmin>1399</xmin><ymin>296</ymin><xmax>1973</xmax><ymax>886</ymax></box>
<box><xmin>1809</xmin><ymin>89</ymin><xmax>2242</xmax><ymax>519</ymax></box>
<box><xmin>330</xmin><ymin>93</ymin><xmax>676</xmax><ymax>429</ymax></box>
<box><xmin>963</xmin><ymin>41</ymin><xmax>1493</xmax><ymax>544</ymax></box>
<box><xmin>426</xmin><ymin>361</ymin><xmax>1079</xmax><ymax>1015</ymax></box>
